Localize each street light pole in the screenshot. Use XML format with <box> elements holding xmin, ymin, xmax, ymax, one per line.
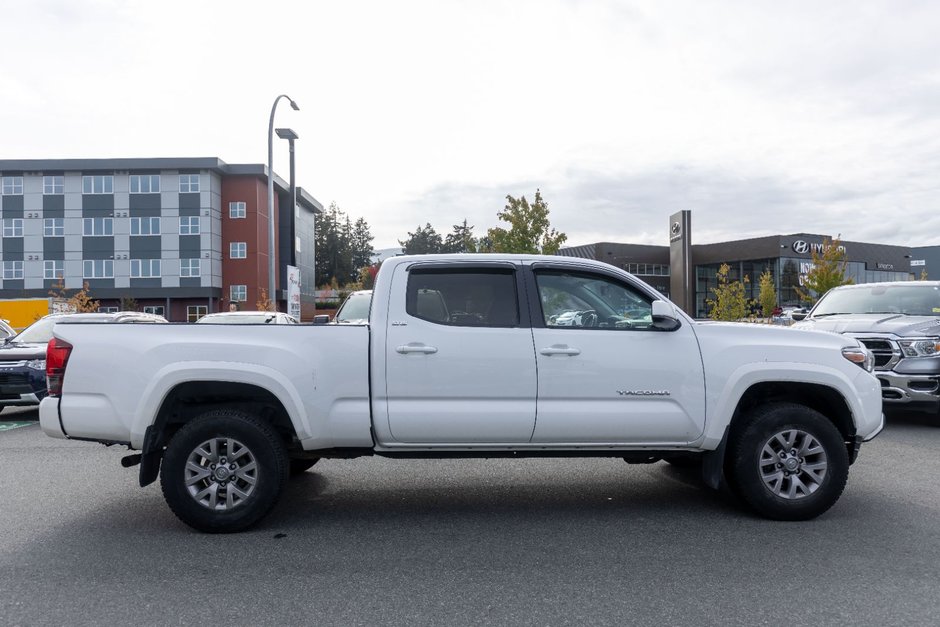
<box><xmin>276</xmin><ymin>127</ymin><xmax>299</xmax><ymax>266</ymax></box>
<box><xmin>267</xmin><ymin>94</ymin><xmax>299</xmax><ymax>309</ymax></box>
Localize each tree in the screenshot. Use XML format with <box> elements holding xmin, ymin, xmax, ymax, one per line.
<box><xmin>256</xmin><ymin>287</ymin><xmax>275</xmax><ymax>312</ymax></box>
<box><xmin>120</xmin><ymin>296</ymin><xmax>138</xmax><ymax>312</ymax></box>
<box><xmin>442</xmin><ymin>219</ymin><xmax>477</xmax><ymax>253</ymax></box>
<box><xmin>795</xmin><ymin>236</ymin><xmax>853</xmax><ymax>304</ymax></box>
<box><xmin>920</xmin><ymin>268</ymin><xmax>929</xmax><ymax>281</ymax></box>
<box><xmin>400</xmin><ymin>223</ymin><xmax>444</xmax><ymax>254</ymax></box>
<box><xmin>69</xmin><ymin>282</ymin><xmax>100</xmax><ymax>313</ymax></box>
<box><xmin>486</xmin><ymin>189</ymin><xmax>567</xmax><ymax>254</ymax></box>
<box><xmin>758</xmin><ymin>268</ymin><xmax>776</xmax><ymax>319</ymax></box>
<box><xmin>707</xmin><ymin>264</ymin><xmax>749</xmax><ymax>321</ymax></box>
<box><xmin>315</xmin><ymin>203</ymin><xmax>375</xmax><ymax>286</ymax></box>
<box><xmin>358</xmin><ymin>264</ymin><xmax>380</xmax><ymax>290</ymax></box>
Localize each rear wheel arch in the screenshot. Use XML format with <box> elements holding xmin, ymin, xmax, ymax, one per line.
<box><xmin>139</xmin><ymin>381</ymin><xmax>301</xmax><ymax>486</ymax></box>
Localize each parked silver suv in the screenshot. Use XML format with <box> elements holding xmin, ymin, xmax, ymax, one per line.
<box><xmin>793</xmin><ymin>281</ymin><xmax>940</xmax><ymax>417</ymax></box>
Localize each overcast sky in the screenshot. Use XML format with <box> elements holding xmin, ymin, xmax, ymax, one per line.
<box><xmin>3</xmin><ymin>0</ymin><xmax>940</xmax><ymax>249</ymax></box>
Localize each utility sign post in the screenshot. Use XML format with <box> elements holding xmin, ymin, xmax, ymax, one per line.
<box><xmin>287</xmin><ymin>265</ymin><xmax>301</xmax><ymax>320</ymax></box>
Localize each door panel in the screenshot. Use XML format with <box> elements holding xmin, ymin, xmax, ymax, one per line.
<box><xmin>530</xmin><ymin>269</ymin><xmax>706</xmax><ymax>445</ymax></box>
<box><xmin>384</xmin><ymin>264</ymin><xmax>537</xmax><ymax>444</ymax></box>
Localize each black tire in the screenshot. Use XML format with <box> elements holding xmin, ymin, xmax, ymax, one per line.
<box><xmin>289</xmin><ymin>457</ymin><xmax>320</xmax><ymax>476</ymax></box>
<box><xmin>160</xmin><ymin>408</ymin><xmax>289</xmax><ymax>533</ymax></box>
<box><xmin>727</xmin><ymin>402</ymin><xmax>849</xmax><ymax>521</ymax></box>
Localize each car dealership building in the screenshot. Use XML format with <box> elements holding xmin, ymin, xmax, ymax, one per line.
<box><xmin>559</xmin><ymin>211</ymin><xmax>914</xmax><ymax>317</ymax></box>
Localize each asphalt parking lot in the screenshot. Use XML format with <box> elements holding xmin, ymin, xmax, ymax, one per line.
<box><xmin>2</xmin><ymin>406</ymin><xmax>939</xmax><ymax>626</ymax></box>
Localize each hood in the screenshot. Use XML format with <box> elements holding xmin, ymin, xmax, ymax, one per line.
<box><xmin>792</xmin><ymin>314</ymin><xmax>940</xmax><ymax>337</ymax></box>
<box><xmin>0</xmin><ymin>341</ymin><xmax>47</xmax><ymax>360</ymax></box>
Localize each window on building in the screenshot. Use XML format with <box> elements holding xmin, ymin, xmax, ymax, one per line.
<box><xmin>2</xmin><ymin>261</ymin><xmax>24</xmax><ymax>280</ymax></box>
<box><xmin>44</xmin><ymin>218</ymin><xmax>64</xmax><ymax>237</ymax></box>
<box><xmin>2</xmin><ymin>219</ymin><xmax>24</xmax><ymax>238</ymax></box>
<box><xmin>230</xmin><ymin>284</ymin><xmax>247</xmax><ymax>302</ymax></box>
<box><xmin>187</xmin><ymin>305</ymin><xmax>207</xmax><ymax>322</ymax></box>
<box><xmin>83</xmin><ymin>217</ymin><xmax>114</xmax><ymax>236</ymax></box>
<box><xmin>82</xmin><ymin>175</ymin><xmax>113</xmax><ymax>194</ymax></box>
<box><xmin>130</xmin><ymin>216</ymin><xmax>161</xmax><ymax>236</ymax></box>
<box><xmin>130</xmin><ymin>259</ymin><xmax>162</xmax><ymax>278</ymax></box>
<box><xmin>43</xmin><ymin>176</ymin><xmax>64</xmax><ymax>194</ymax></box>
<box><xmin>143</xmin><ymin>306</ymin><xmax>165</xmax><ymax>316</ymax></box>
<box><xmin>179</xmin><ymin>216</ymin><xmax>200</xmax><ymax>235</ymax></box>
<box><xmin>83</xmin><ymin>259</ymin><xmax>114</xmax><ymax>279</ymax></box>
<box><xmin>130</xmin><ymin>174</ymin><xmax>160</xmax><ymax>194</ymax></box>
<box><xmin>98</xmin><ymin>306</ymin><xmax>119</xmax><ymax>313</ymax></box>
<box><xmin>229</xmin><ymin>201</ymin><xmax>246</xmax><ymax>218</ymax></box>
<box><xmin>1</xmin><ymin>176</ymin><xmax>23</xmax><ymax>195</ymax></box>
<box><xmin>406</xmin><ymin>268</ymin><xmax>519</xmax><ymax>327</ymax></box>
<box><xmin>179</xmin><ymin>174</ymin><xmax>200</xmax><ymax>193</ymax></box>
<box><xmin>230</xmin><ymin>242</ymin><xmax>247</xmax><ymax>259</ymax></box>
<box><xmin>180</xmin><ymin>258</ymin><xmax>201</xmax><ymax>277</ymax></box>
<box><xmin>44</xmin><ymin>260</ymin><xmax>64</xmax><ymax>280</ymax></box>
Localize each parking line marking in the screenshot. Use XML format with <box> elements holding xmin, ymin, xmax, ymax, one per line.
<box><xmin>0</xmin><ymin>421</ymin><xmax>36</xmax><ymax>432</ymax></box>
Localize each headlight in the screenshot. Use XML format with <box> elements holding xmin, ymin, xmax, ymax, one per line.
<box><xmin>26</xmin><ymin>359</ymin><xmax>46</xmax><ymax>371</ymax></box>
<box><xmin>842</xmin><ymin>347</ymin><xmax>874</xmax><ymax>372</ymax></box>
<box><xmin>899</xmin><ymin>339</ymin><xmax>940</xmax><ymax>357</ymax></box>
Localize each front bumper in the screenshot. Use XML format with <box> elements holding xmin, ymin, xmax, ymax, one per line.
<box><xmin>0</xmin><ymin>364</ymin><xmax>47</xmax><ymax>406</ymax></box>
<box><xmin>876</xmin><ymin>370</ymin><xmax>940</xmax><ymax>411</ymax></box>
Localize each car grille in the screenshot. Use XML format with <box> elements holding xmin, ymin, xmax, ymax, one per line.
<box><xmin>0</xmin><ymin>372</ymin><xmax>29</xmax><ymax>386</ymax></box>
<box><xmin>856</xmin><ymin>338</ymin><xmax>899</xmax><ymax>370</ymax></box>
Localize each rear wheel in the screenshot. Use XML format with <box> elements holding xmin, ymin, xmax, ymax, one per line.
<box><xmin>160</xmin><ymin>409</ymin><xmax>289</xmax><ymax>533</ymax></box>
<box><xmin>728</xmin><ymin>403</ymin><xmax>849</xmax><ymax>521</ymax></box>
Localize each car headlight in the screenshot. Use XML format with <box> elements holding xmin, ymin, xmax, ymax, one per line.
<box><xmin>26</xmin><ymin>359</ymin><xmax>46</xmax><ymax>371</ymax></box>
<box><xmin>842</xmin><ymin>347</ymin><xmax>874</xmax><ymax>372</ymax></box>
<box><xmin>899</xmin><ymin>339</ymin><xmax>940</xmax><ymax>357</ymax></box>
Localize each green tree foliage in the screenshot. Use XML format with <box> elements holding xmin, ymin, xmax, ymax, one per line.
<box><xmin>358</xmin><ymin>264</ymin><xmax>380</xmax><ymax>290</ymax></box>
<box><xmin>758</xmin><ymin>268</ymin><xmax>776</xmax><ymax>318</ymax></box>
<box><xmin>707</xmin><ymin>263</ymin><xmax>750</xmax><ymax>321</ymax></box>
<box><xmin>795</xmin><ymin>236</ymin><xmax>853</xmax><ymax>304</ymax></box>
<box><xmin>315</xmin><ymin>203</ymin><xmax>375</xmax><ymax>286</ymax></box>
<box><xmin>442</xmin><ymin>219</ymin><xmax>477</xmax><ymax>253</ymax></box>
<box><xmin>920</xmin><ymin>268</ymin><xmax>929</xmax><ymax>280</ymax></box>
<box><xmin>486</xmin><ymin>189</ymin><xmax>567</xmax><ymax>254</ymax></box>
<box><xmin>400</xmin><ymin>223</ymin><xmax>444</xmax><ymax>254</ymax></box>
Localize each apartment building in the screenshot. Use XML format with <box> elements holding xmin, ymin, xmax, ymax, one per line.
<box><xmin>0</xmin><ymin>158</ymin><xmax>321</xmax><ymax>321</ymax></box>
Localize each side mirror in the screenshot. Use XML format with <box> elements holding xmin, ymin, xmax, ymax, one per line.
<box><xmin>651</xmin><ymin>300</ymin><xmax>681</xmax><ymax>331</ymax></box>
<box><xmin>791</xmin><ymin>311</ymin><xmax>808</xmax><ymax>321</ymax></box>
<box><xmin>312</xmin><ymin>315</ymin><xmax>331</xmax><ymax>325</ymax></box>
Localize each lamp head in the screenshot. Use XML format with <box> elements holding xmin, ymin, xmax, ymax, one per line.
<box><xmin>276</xmin><ymin>127</ymin><xmax>299</xmax><ymax>141</ymax></box>
<box><xmin>289</xmin><ymin>99</ymin><xmax>300</xmax><ymax>111</ymax></box>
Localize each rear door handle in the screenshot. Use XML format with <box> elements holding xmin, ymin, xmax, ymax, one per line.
<box><xmin>396</xmin><ymin>343</ymin><xmax>438</xmax><ymax>354</ymax></box>
<box><xmin>540</xmin><ymin>345</ymin><xmax>581</xmax><ymax>356</ymax></box>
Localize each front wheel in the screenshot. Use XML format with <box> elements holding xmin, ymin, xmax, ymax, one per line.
<box><xmin>160</xmin><ymin>409</ymin><xmax>289</xmax><ymax>533</ymax></box>
<box><xmin>727</xmin><ymin>403</ymin><xmax>849</xmax><ymax>521</ymax></box>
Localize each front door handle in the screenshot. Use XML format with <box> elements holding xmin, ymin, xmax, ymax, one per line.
<box><xmin>396</xmin><ymin>343</ymin><xmax>438</xmax><ymax>354</ymax></box>
<box><xmin>540</xmin><ymin>345</ymin><xmax>581</xmax><ymax>356</ymax></box>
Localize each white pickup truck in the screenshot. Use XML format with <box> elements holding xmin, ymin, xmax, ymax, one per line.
<box><xmin>40</xmin><ymin>255</ymin><xmax>884</xmax><ymax>532</ymax></box>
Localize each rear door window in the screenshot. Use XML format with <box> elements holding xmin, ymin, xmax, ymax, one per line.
<box><xmin>406</xmin><ymin>268</ymin><xmax>519</xmax><ymax>327</ymax></box>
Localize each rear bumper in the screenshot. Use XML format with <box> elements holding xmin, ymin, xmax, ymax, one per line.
<box><xmin>39</xmin><ymin>397</ymin><xmax>66</xmax><ymax>439</ymax></box>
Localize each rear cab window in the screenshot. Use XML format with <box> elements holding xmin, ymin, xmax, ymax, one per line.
<box><xmin>406</xmin><ymin>268</ymin><xmax>520</xmax><ymax>328</ymax></box>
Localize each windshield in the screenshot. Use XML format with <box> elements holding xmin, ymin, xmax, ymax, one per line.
<box><xmin>14</xmin><ymin>317</ymin><xmax>59</xmax><ymax>343</ymax></box>
<box><xmin>198</xmin><ymin>314</ymin><xmax>278</xmax><ymax>324</ymax></box>
<box><xmin>336</xmin><ymin>293</ymin><xmax>372</xmax><ymax>322</ymax></box>
<box><xmin>813</xmin><ymin>285</ymin><xmax>940</xmax><ymax>317</ymax></box>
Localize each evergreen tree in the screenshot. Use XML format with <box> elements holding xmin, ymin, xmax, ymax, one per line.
<box><xmin>400</xmin><ymin>223</ymin><xmax>444</xmax><ymax>254</ymax></box>
<box><xmin>758</xmin><ymin>268</ymin><xmax>777</xmax><ymax>318</ymax></box>
<box><xmin>442</xmin><ymin>219</ymin><xmax>477</xmax><ymax>253</ymax></box>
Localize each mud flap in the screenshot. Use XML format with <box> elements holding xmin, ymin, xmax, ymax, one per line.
<box><xmin>138</xmin><ymin>425</ymin><xmax>163</xmax><ymax>487</ymax></box>
<box><xmin>701</xmin><ymin>426</ymin><xmax>730</xmax><ymax>490</ymax></box>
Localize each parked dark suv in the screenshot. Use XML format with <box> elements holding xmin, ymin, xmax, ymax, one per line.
<box><xmin>0</xmin><ymin>311</ymin><xmax>166</xmax><ymax>412</ymax></box>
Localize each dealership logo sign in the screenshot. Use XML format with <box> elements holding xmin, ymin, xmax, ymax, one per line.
<box><xmin>792</xmin><ymin>240</ymin><xmax>809</xmax><ymax>254</ymax></box>
<box><xmin>669</xmin><ymin>221</ymin><xmax>682</xmax><ymax>243</ymax></box>
<box><xmin>791</xmin><ymin>240</ymin><xmax>846</xmax><ymax>256</ymax></box>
